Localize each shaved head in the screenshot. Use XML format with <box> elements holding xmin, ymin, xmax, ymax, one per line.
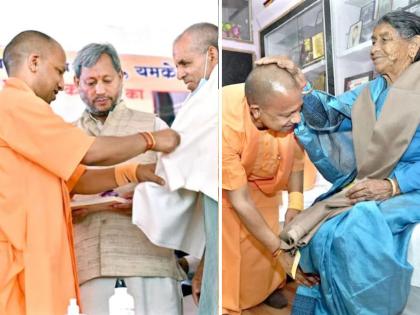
<box><xmin>3</xmin><ymin>30</ymin><xmax>61</xmax><ymax>75</ymax></box>
<box><xmin>245</xmin><ymin>64</ymin><xmax>300</xmax><ymax>108</ymax></box>
<box><xmin>3</xmin><ymin>30</ymin><xmax>67</xmax><ymax>104</ymax></box>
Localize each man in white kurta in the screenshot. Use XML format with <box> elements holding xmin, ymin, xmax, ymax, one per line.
<box><xmin>133</xmin><ymin>22</ymin><xmax>219</xmax><ymax>314</ymax></box>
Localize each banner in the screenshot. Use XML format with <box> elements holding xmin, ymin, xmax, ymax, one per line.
<box><xmin>0</xmin><ymin>49</ymin><xmax>189</xmax><ymax>123</ymax></box>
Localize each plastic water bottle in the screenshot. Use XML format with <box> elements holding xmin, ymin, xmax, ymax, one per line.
<box><xmin>66</xmin><ymin>298</ymin><xmax>80</xmax><ymax>315</ymax></box>
<box><xmin>109</xmin><ymin>278</ymin><xmax>135</xmax><ymax>315</ymax></box>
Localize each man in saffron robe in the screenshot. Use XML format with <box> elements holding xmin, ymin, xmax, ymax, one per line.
<box><xmin>0</xmin><ymin>30</ymin><xmax>179</xmax><ymax>315</ymax></box>
<box><xmin>222</xmin><ymin>65</ymin><xmax>318</xmax><ymax>314</ymax></box>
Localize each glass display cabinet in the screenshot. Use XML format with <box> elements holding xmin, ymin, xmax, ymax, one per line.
<box><xmin>260</xmin><ymin>0</ymin><xmax>334</xmax><ymax>93</ymax></box>
<box><xmin>222</xmin><ymin>0</ymin><xmax>253</xmax><ymax>42</ymax></box>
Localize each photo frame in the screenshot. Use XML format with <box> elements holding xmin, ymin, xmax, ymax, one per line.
<box><xmin>375</xmin><ymin>0</ymin><xmax>393</xmax><ymax>19</ymax></box>
<box><xmin>360</xmin><ymin>1</ymin><xmax>375</xmax><ymax>25</ymax></box>
<box><xmin>344</xmin><ymin>71</ymin><xmax>374</xmax><ymax>91</ymax></box>
<box><xmin>360</xmin><ymin>22</ymin><xmax>375</xmax><ymax>43</ymax></box>
<box><xmin>348</xmin><ymin>21</ymin><xmax>362</xmax><ymax>49</ymax></box>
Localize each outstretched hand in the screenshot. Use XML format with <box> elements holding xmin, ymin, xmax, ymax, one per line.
<box><xmin>255</xmin><ymin>55</ymin><xmax>307</xmax><ymax>90</ymax></box>
<box><xmin>136</xmin><ymin>164</ymin><xmax>165</xmax><ymax>186</ymax></box>
<box><xmin>152</xmin><ymin>129</ymin><xmax>181</xmax><ymax>153</ymax></box>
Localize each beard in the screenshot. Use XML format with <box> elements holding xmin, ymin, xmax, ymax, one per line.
<box><xmin>83</xmin><ymin>90</ymin><xmax>122</xmax><ymax>117</ymax></box>
<box><xmin>86</xmin><ymin>99</ymin><xmax>119</xmax><ymax>116</ymax></box>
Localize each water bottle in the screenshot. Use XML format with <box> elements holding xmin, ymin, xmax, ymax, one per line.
<box><xmin>66</xmin><ymin>298</ymin><xmax>80</xmax><ymax>315</ymax></box>
<box><xmin>109</xmin><ymin>278</ymin><xmax>135</xmax><ymax>315</ymax></box>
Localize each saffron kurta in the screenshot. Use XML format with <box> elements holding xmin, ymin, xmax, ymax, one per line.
<box><xmin>222</xmin><ymin>83</ymin><xmax>304</xmax><ymax>314</ymax></box>
<box><xmin>0</xmin><ymin>78</ymin><xmax>94</xmax><ymax>315</ymax></box>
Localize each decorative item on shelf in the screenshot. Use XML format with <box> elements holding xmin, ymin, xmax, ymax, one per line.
<box><xmin>348</xmin><ymin>21</ymin><xmax>362</xmax><ymax>48</ymax></box>
<box><xmin>360</xmin><ymin>1</ymin><xmax>375</xmax><ymax>25</ymax></box>
<box><xmin>222</xmin><ymin>22</ymin><xmax>242</xmax><ymax>40</ymax></box>
<box><xmin>299</xmin><ymin>8</ymin><xmax>325</xmax><ymax>68</ymax></box>
<box><xmin>300</xmin><ymin>37</ymin><xmax>314</xmax><ymax>66</ymax></box>
<box><xmin>222</xmin><ymin>0</ymin><xmax>252</xmax><ymax>42</ymax></box>
<box><xmin>374</xmin><ymin>0</ymin><xmax>393</xmax><ymax>19</ymax></box>
<box><xmin>344</xmin><ymin>71</ymin><xmax>374</xmax><ymax>91</ymax></box>
<box><xmin>312</xmin><ymin>32</ymin><xmax>325</xmax><ymax>60</ymax></box>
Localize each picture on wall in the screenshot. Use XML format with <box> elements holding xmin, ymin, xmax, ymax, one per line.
<box><xmin>360</xmin><ymin>1</ymin><xmax>375</xmax><ymax>25</ymax></box>
<box><xmin>344</xmin><ymin>71</ymin><xmax>374</xmax><ymax>91</ymax></box>
<box><xmin>312</xmin><ymin>32</ymin><xmax>325</xmax><ymax>60</ymax></box>
<box><xmin>360</xmin><ymin>22</ymin><xmax>375</xmax><ymax>43</ymax></box>
<box><xmin>375</xmin><ymin>0</ymin><xmax>393</xmax><ymax>19</ymax></box>
<box><xmin>348</xmin><ymin>21</ymin><xmax>362</xmax><ymax>49</ymax></box>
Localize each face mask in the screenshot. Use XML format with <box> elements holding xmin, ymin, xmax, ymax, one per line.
<box><xmin>193</xmin><ymin>49</ymin><xmax>210</xmax><ymax>94</ymax></box>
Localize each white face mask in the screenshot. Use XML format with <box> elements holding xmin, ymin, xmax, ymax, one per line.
<box><xmin>194</xmin><ymin>49</ymin><xmax>209</xmax><ymax>94</ymax></box>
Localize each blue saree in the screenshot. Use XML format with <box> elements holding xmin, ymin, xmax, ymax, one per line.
<box><xmin>292</xmin><ymin>76</ymin><xmax>420</xmax><ymax>314</ymax></box>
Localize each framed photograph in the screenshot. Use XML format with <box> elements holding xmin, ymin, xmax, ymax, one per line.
<box><xmin>344</xmin><ymin>71</ymin><xmax>374</xmax><ymax>91</ymax></box>
<box><xmin>360</xmin><ymin>22</ymin><xmax>375</xmax><ymax>43</ymax></box>
<box><xmin>375</xmin><ymin>0</ymin><xmax>393</xmax><ymax>19</ymax></box>
<box><xmin>348</xmin><ymin>21</ymin><xmax>362</xmax><ymax>49</ymax></box>
<box><xmin>312</xmin><ymin>32</ymin><xmax>325</xmax><ymax>60</ymax></box>
<box><xmin>360</xmin><ymin>1</ymin><xmax>375</xmax><ymax>25</ymax></box>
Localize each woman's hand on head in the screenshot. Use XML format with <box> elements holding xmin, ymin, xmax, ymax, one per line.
<box><xmin>255</xmin><ymin>55</ymin><xmax>307</xmax><ymax>89</ymax></box>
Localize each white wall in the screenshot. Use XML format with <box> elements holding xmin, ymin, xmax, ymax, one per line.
<box><xmin>0</xmin><ymin>0</ymin><xmax>218</xmax><ymax>57</ymax></box>
<box><xmin>0</xmin><ymin>0</ymin><xmax>218</xmax><ymax>121</ymax></box>
<box><xmin>222</xmin><ymin>0</ymin><xmax>302</xmax><ymax>58</ymax></box>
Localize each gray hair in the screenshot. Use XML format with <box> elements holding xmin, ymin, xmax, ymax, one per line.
<box><xmin>174</xmin><ymin>22</ymin><xmax>218</xmax><ymax>53</ymax></box>
<box><xmin>377</xmin><ymin>11</ymin><xmax>420</xmax><ymax>62</ymax></box>
<box><xmin>73</xmin><ymin>43</ymin><xmax>122</xmax><ymax>78</ymax></box>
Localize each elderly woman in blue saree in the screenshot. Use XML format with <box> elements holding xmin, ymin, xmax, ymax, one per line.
<box><xmin>258</xmin><ymin>11</ymin><xmax>420</xmax><ymax>315</ymax></box>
